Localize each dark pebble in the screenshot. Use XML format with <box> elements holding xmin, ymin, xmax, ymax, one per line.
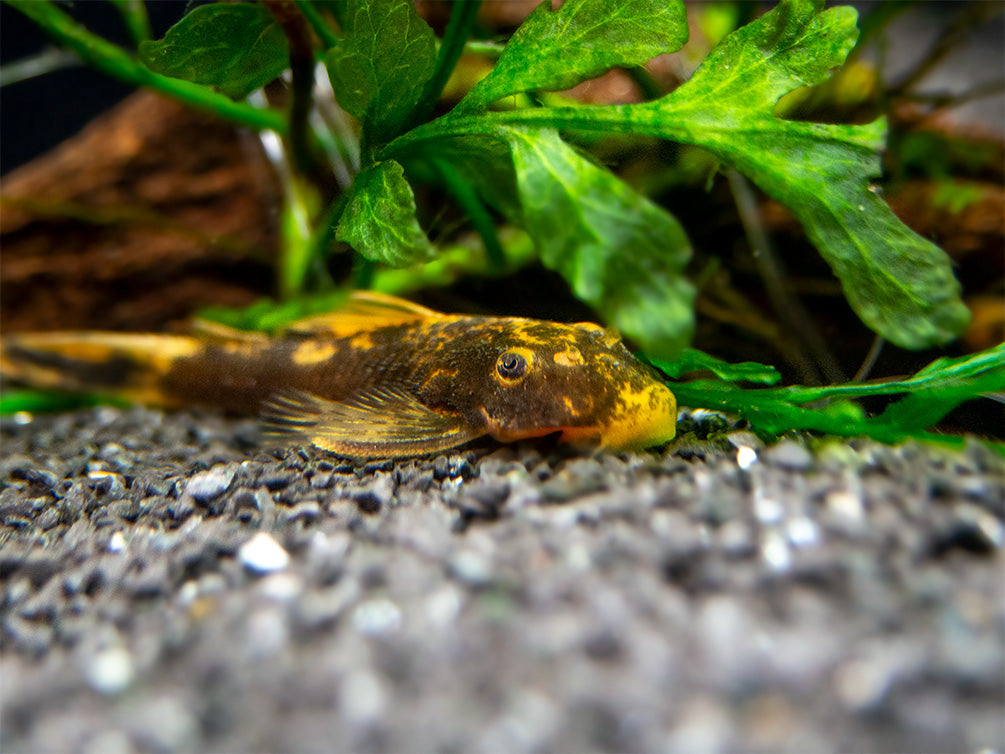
<box><xmin>364</xmin><ymin>459</ymin><xmax>395</xmax><ymax>474</ymax></box>
<box><xmin>18</xmin><ymin>577</ymin><xmax>62</xmax><ymax>620</ymax></box>
<box><xmin>167</xmin><ymin>498</ymin><xmax>196</xmax><ymax>521</ymax></box>
<box><xmin>105</xmin><ymin>499</ymin><xmax>140</xmax><ymax>522</ymax></box>
<box><xmin>4</xmin><ymin>613</ymin><xmax>54</xmax><ymax>655</ymax></box>
<box><xmin>88</xmin><ymin>473</ymin><xmax>126</xmax><ymax>498</ymax></box>
<box><xmin>310</xmin><ymin>472</ymin><xmax>334</xmax><ymax>489</ymax></box>
<box><xmin>259</xmin><ymin>471</ymin><xmax>297</xmax><ymax>491</ymax></box>
<box><xmin>432</xmin><ymin>455</ymin><xmax>450</xmax><ymax>481</ymax></box>
<box><xmin>282</xmin><ymin>501</ymin><xmax>322</xmax><ymax>524</ymax></box>
<box><xmin>540</xmin><ymin>459</ymin><xmax>607</xmax><ymax>503</ymax></box>
<box><xmin>35</xmin><ymin>508</ymin><xmax>62</xmax><ymax>531</ymax></box>
<box><xmin>352</xmin><ymin>473</ymin><xmax>394</xmax><ymax>514</ymax></box>
<box><xmin>124</xmin><ymin>559</ymin><xmax>170</xmax><ymax>598</ymax></box>
<box><xmin>0</xmin><ymin>489</ymin><xmax>34</xmax><ymax>522</ymax></box>
<box><xmin>25</xmin><ymin>468</ymin><xmax>61</xmax><ymax>492</ymax></box>
<box><xmin>19</xmin><ymin>553</ymin><xmax>60</xmax><ymax>587</ymax></box>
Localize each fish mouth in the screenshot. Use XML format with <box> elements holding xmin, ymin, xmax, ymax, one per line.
<box><xmin>478</xmin><ymin>381</ymin><xmax>677</xmax><ymax>450</ymax></box>
<box><xmin>589</xmin><ymin>381</ymin><xmax>678</xmax><ymax>451</ymax></box>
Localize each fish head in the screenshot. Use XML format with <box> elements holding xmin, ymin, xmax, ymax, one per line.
<box><xmin>458</xmin><ymin>319</ymin><xmax>677</xmax><ymax>451</ymax></box>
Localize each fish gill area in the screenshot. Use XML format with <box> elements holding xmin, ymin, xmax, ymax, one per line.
<box><xmin>1</xmin><ymin>405</ymin><xmax>1002</xmax><ymax>753</ymax></box>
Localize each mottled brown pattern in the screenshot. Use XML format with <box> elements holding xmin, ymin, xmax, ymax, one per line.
<box><xmin>2</xmin><ymin>294</ymin><xmax>678</xmax><ymax>456</ymax></box>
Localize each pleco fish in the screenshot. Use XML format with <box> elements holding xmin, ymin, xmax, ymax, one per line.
<box><xmin>0</xmin><ymin>292</ymin><xmax>677</xmax><ymax>459</ymax></box>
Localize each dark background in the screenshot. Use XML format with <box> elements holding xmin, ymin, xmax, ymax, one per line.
<box><xmin>1</xmin><ymin>1</ymin><xmax>194</xmax><ymax>173</ymax></box>
<box><xmin>3</xmin><ymin>2</ymin><xmax>1002</xmax><ymax>173</ymax></box>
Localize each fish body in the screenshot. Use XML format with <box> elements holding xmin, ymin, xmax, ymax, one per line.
<box><xmin>1</xmin><ymin>293</ymin><xmax>677</xmax><ymax>458</ymax></box>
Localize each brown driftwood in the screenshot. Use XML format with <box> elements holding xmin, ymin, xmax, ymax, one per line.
<box><xmin>1</xmin><ymin>90</ymin><xmax>281</xmax><ymax>333</ymax></box>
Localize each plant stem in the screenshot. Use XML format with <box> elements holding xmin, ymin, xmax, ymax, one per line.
<box><xmin>429</xmin><ymin>156</ymin><xmax>505</xmax><ymax>270</ymax></box>
<box><xmin>413</xmin><ymin>0</ymin><xmax>482</xmax><ymax>125</ymax></box>
<box><xmin>7</xmin><ymin>0</ymin><xmax>286</xmax><ymax>134</ymax></box>
<box><xmin>265</xmin><ymin>1</ymin><xmax>318</xmax><ymax>178</ymax></box>
<box><xmin>294</xmin><ymin>0</ymin><xmax>340</xmax><ymax>49</ymax></box>
<box><xmin>108</xmin><ymin>0</ymin><xmax>151</xmax><ymax>46</ymax></box>
<box><xmin>727</xmin><ymin>168</ymin><xmax>844</xmax><ymax>385</ymax></box>
<box><xmin>381</xmin><ymin>103</ymin><xmax>671</xmax><ymax>159</ymax></box>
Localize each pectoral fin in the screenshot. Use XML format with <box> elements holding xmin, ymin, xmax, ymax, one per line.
<box><xmin>281</xmin><ymin>292</ymin><xmax>444</xmax><ymax>339</ymax></box>
<box><xmin>262</xmin><ymin>387</ymin><xmax>483</xmax><ymax>459</ymax></box>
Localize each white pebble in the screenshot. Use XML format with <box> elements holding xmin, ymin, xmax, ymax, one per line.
<box><xmin>833</xmin><ymin>659</ymin><xmax>888</xmax><ymax>709</ymax></box>
<box><xmin>754</xmin><ymin>494</ymin><xmax>783</xmax><ymax>524</ymax></box>
<box><xmin>340</xmin><ymin>669</ymin><xmax>387</xmax><ymax>724</ymax></box>
<box><xmin>736</xmin><ymin>445</ymin><xmax>758</xmax><ymax>470</ymax></box>
<box><xmin>424</xmin><ymin>585</ymin><xmax>462</xmax><ymax>630</ymax></box>
<box><xmin>761</xmin><ymin>530</ymin><xmax>791</xmax><ymax>572</ymax></box>
<box><xmin>86</xmin><ymin>647</ymin><xmax>134</xmax><ymax>695</ymax></box>
<box><xmin>107</xmin><ymin>531</ymin><xmax>127</xmax><ymax>553</ymax></box>
<box><xmin>786</xmin><ymin>517</ymin><xmax>820</xmax><ymax>547</ymax></box>
<box><xmin>185</xmin><ymin>464</ymin><xmax>236</xmax><ymax>502</ymax></box>
<box><xmin>352</xmin><ymin>598</ymin><xmax>402</xmax><ymax>637</ymax></box>
<box><xmin>826</xmin><ymin>490</ymin><xmax>865</xmax><ymax>522</ymax></box>
<box><xmin>239</xmin><ymin>532</ymin><xmax>290</xmax><ymax>574</ymax></box>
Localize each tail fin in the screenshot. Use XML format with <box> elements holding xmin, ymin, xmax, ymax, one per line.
<box><xmin>0</xmin><ymin>332</ymin><xmax>203</xmax><ymax>406</ymax></box>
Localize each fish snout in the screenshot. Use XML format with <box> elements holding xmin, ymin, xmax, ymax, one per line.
<box><xmin>593</xmin><ymin>380</ymin><xmax>678</xmax><ymax>451</ymax></box>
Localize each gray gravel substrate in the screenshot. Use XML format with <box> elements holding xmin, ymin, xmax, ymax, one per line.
<box><xmin>1</xmin><ymin>406</ymin><xmax>1003</xmax><ymax>753</ymax></box>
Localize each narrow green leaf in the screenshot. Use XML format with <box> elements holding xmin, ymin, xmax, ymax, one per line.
<box><xmin>335</xmin><ymin>161</ymin><xmax>435</xmax><ymax>266</ymax></box>
<box><xmin>876</xmin><ymin>345</ymin><xmax>1005</xmax><ymax>429</ymax></box>
<box><xmin>0</xmin><ymin>389</ymin><xmax>129</xmax><ymax>415</ymax></box>
<box><xmin>138</xmin><ymin>3</ymin><xmax>289</xmax><ymax>100</ymax></box>
<box><xmin>669</xmin><ymin>344</ymin><xmax>1004</xmax><ymax>444</ymax></box>
<box><xmin>326</xmin><ymin>0</ymin><xmax>436</xmax><ymax>145</ymax></box>
<box><xmin>648</xmin><ymin>349</ymin><xmax>781</xmax><ymax>383</ymax></box>
<box><xmin>629</xmin><ymin>0</ymin><xmax>970</xmax><ymax>348</ymax></box>
<box><xmin>199</xmin><ymin>290</ymin><xmax>352</xmax><ymax>334</ymax></box>
<box><xmin>506</xmin><ymin>127</ymin><xmax>694</xmax><ymax>359</ymax></box>
<box><xmin>460</xmin><ymin>0</ymin><xmax>688</xmax><ymax>112</ymax></box>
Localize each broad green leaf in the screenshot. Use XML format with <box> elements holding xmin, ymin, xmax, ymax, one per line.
<box><xmin>138</xmin><ymin>3</ymin><xmax>289</xmax><ymax>100</ymax></box>
<box><xmin>390</xmin><ymin>0</ymin><xmax>970</xmax><ymax>350</ymax></box>
<box><xmin>326</xmin><ymin>0</ymin><xmax>436</xmax><ymax>144</ymax></box>
<box><xmin>649</xmin><ymin>349</ymin><xmax>781</xmax><ymax>383</ymax></box>
<box><xmin>626</xmin><ymin>0</ymin><xmax>970</xmax><ymax>348</ymax></box>
<box><xmin>336</xmin><ymin>161</ymin><xmax>435</xmax><ymax>266</ymax></box>
<box><xmin>505</xmin><ymin>127</ymin><xmax>694</xmax><ymax>359</ymax></box>
<box><xmin>460</xmin><ymin>0</ymin><xmax>688</xmax><ymax>112</ymax></box>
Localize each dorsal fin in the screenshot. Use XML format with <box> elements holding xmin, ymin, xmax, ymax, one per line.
<box><xmin>280</xmin><ymin>291</ymin><xmax>443</xmax><ymax>338</ymax></box>
<box><xmin>190</xmin><ymin>318</ymin><xmax>271</xmax><ymax>345</ymax></box>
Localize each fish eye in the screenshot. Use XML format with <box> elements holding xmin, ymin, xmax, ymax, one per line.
<box><xmin>496</xmin><ymin>349</ymin><xmax>529</xmax><ymax>383</ymax></box>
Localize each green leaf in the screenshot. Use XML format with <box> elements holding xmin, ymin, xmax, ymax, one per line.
<box><xmin>460</xmin><ymin>0</ymin><xmax>688</xmax><ymax>112</ymax></box>
<box><xmin>648</xmin><ymin>349</ymin><xmax>781</xmax><ymax>383</ymax></box>
<box><xmin>505</xmin><ymin>127</ymin><xmax>694</xmax><ymax>359</ymax></box>
<box><xmin>336</xmin><ymin>160</ymin><xmax>435</xmax><ymax>266</ymax></box>
<box><xmin>138</xmin><ymin>3</ymin><xmax>289</xmax><ymax>100</ymax></box>
<box><xmin>628</xmin><ymin>0</ymin><xmax>970</xmax><ymax>348</ymax></box>
<box><xmin>669</xmin><ymin>344</ymin><xmax>1005</xmax><ymax>445</ymax></box>
<box><xmin>876</xmin><ymin>345</ymin><xmax>1005</xmax><ymax>429</ymax></box>
<box><xmin>199</xmin><ymin>290</ymin><xmax>352</xmax><ymax>334</ymax></box>
<box><xmin>408</xmin><ymin>135</ymin><xmax>523</xmax><ymax>219</ymax></box>
<box><xmin>0</xmin><ymin>389</ymin><xmax>127</xmax><ymax>416</ymax></box>
<box><xmin>388</xmin><ymin>0</ymin><xmax>970</xmax><ymax>350</ymax></box>
<box><xmin>326</xmin><ymin>0</ymin><xmax>436</xmax><ymax>145</ymax></box>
